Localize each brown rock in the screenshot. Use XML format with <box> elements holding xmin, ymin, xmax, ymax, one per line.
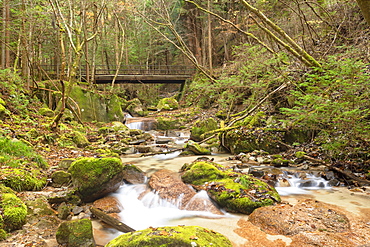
<box><xmin>148</xmin><ymin>169</ymin><xmax>223</xmax><ymax>214</ymax></box>
<box><xmin>122</xmin><ymin>164</ymin><xmax>146</xmax><ymax>184</ymax></box>
<box><xmin>149</xmin><ymin>169</ymin><xmax>196</xmax><ymax>208</ymax></box>
<box><xmin>93</xmin><ymin>196</ymin><xmax>122</xmax><ymax>213</ymax></box>
<box><xmin>248</xmin><ymin>199</ymin><xmax>350</xmax><ymax>236</ymax></box>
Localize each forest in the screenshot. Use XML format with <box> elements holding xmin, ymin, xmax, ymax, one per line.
<box><xmin>0</xmin><ymin>0</ymin><xmax>370</xmax><ymax>246</ymax></box>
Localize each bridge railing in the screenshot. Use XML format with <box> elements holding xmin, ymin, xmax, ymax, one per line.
<box><xmin>39</xmin><ymin>64</ymin><xmax>195</xmax><ymax>75</ymax></box>
<box><xmin>93</xmin><ymin>64</ymin><xmax>195</xmax><ymax>76</ymax></box>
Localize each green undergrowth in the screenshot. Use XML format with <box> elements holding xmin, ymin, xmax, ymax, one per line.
<box><xmin>0</xmin><ymin>137</ymin><xmax>48</xmax><ymax>169</ymax></box>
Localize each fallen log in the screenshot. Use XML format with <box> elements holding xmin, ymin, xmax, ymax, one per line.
<box><xmin>90</xmin><ymin>207</ymin><xmax>135</xmax><ymax>233</ymax></box>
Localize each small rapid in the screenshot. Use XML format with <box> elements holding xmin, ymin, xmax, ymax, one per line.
<box><xmin>275</xmin><ymin>171</ymin><xmax>332</xmax><ymax>196</ymax></box>
<box><xmin>112</xmin><ymin>184</ymin><xmax>229</xmax><ymax>231</ymax></box>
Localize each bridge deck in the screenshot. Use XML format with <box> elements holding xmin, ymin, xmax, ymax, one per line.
<box><xmin>40</xmin><ymin>64</ymin><xmax>195</xmax><ymax>84</ymax></box>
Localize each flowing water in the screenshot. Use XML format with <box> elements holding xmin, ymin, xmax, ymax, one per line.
<box><xmin>94</xmin><ymin>118</ymin><xmax>370</xmax><ymax>246</ymax></box>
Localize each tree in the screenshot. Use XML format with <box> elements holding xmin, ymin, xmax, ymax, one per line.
<box><xmin>48</xmin><ymin>0</ymin><xmax>106</xmax><ymax>128</ymax></box>
<box><xmin>356</xmin><ymin>0</ymin><xmax>370</xmax><ymax>25</ymax></box>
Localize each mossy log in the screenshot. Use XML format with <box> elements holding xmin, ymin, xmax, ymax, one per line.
<box><xmin>90</xmin><ymin>207</ymin><xmax>135</xmax><ymax>233</ymax></box>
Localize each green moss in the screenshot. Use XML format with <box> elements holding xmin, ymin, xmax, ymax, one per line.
<box><xmin>157</xmin><ymin>97</ymin><xmax>179</xmax><ymax>111</ymax></box>
<box><xmin>181</xmin><ymin>162</ymin><xmax>227</xmax><ymax>185</ymax></box>
<box><xmin>68</xmin><ymin>157</ymin><xmax>124</xmax><ymax>201</ymax></box>
<box><xmin>0</xmin><ymin>229</ymin><xmax>7</xmax><ymax>240</ymax></box>
<box><xmin>0</xmin><ymin>97</ymin><xmax>6</xmax><ymax>106</ymax></box>
<box><xmin>223</xmin><ymin>127</ymin><xmax>285</xmax><ymax>154</ymax></box>
<box><xmin>107</xmin><ymin>95</ymin><xmax>125</xmax><ymax>122</ymax></box>
<box><xmin>181</xmin><ymin>161</ymin><xmax>280</xmax><ymax>215</ymax></box>
<box><xmin>184</xmin><ymin>140</ymin><xmax>211</xmax><ymax>155</ymax></box>
<box><xmin>51</xmin><ymin>171</ymin><xmax>71</xmax><ymax>187</ymax></box>
<box><xmin>38</xmin><ymin>107</ymin><xmax>54</xmax><ymax>117</ymax></box>
<box><xmin>56</xmin><ymin>218</ymin><xmax>94</xmax><ymax>247</ymax></box>
<box><xmin>106</xmin><ymin>226</ymin><xmax>232</xmax><ymax>247</ymax></box>
<box><xmin>295</xmin><ymin>151</ymin><xmax>306</xmax><ymax>158</ymax></box>
<box><xmin>156</xmin><ymin>117</ymin><xmax>180</xmax><ymax>130</ymax></box>
<box><xmin>0</xmin><ymin>168</ymin><xmax>47</xmax><ymax>192</ymax></box>
<box><xmin>1</xmin><ymin>193</ymin><xmax>27</xmax><ymax>231</ymax></box>
<box><xmin>190</xmin><ymin>118</ymin><xmax>218</xmax><ymax>142</ymax></box>
<box><xmin>70</xmin><ymin>131</ymin><xmax>90</xmax><ymax>148</ymax></box>
<box><xmin>0</xmin><ymin>104</ymin><xmax>5</xmax><ymax>118</ymax></box>
<box><xmin>0</xmin><ymin>137</ymin><xmax>48</xmax><ymax>168</ymax></box>
<box><xmin>26</xmin><ymin>197</ymin><xmax>56</xmax><ymax>216</ymax></box>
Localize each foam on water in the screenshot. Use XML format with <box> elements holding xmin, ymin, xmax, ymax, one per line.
<box><xmin>113</xmin><ymin>184</ymin><xmax>228</xmax><ymax>231</ymax></box>
<box><xmin>275</xmin><ymin>172</ymin><xmax>331</xmax><ymax>196</ymax></box>
<box><xmin>153</xmin><ymin>150</ymin><xmax>182</xmax><ymax>160</ymax></box>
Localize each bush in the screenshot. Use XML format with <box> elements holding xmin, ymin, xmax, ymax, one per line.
<box><xmin>280</xmin><ymin>56</ymin><xmax>370</xmax><ymax>157</ymax></box>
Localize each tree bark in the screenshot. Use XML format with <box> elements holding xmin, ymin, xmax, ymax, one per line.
<box><xmin>356</xmin><ymin>0</ymin><xmax>370</xmax><ymax>25</ymax></box>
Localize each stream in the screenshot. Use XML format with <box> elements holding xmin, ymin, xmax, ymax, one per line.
<box><xmin>93</xmin><ymin>117</ymin><xmax>370</xmax><ymax>246</ymax></box>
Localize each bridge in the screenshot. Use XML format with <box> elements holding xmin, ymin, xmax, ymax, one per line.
<box><xmin>40</xmin><ymin>64</ymin><xmax>195</xmax><ymax>84</ymax></box>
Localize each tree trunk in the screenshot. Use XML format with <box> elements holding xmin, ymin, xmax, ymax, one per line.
<box><xmin>356</xmin><ymin>0</ymin><xmax>370</xmax><ymax>25</ymax></box>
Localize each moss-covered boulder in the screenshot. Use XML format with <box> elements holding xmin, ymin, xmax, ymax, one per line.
<box><xmin>51</xmin><ymin>170</ymin><xmax>72</xmax><ymax>187</ymax></box>
<box><xmin>105</xmin><ymin>225</ymin><xmax>232</xmax><ymax>247</ymax></box>
<box><xmin>122</xmin><ymin>164</ymin><xmax>146</xmax><ymax>184</ymax></box>
<box><xmin>181</xmin><ymin>160</ymin><xmax>280</xmax><ymax>214</ymax></box>
<box><xmin>56</xmin><ymin>218</ymin><xmax>95</xmax><ymax>247</ymax></box>
<box><xmin>156</xmin><ymin>116</ymin><xmax>180</xmax><ymax>130</ymax></box>
<box><xmin>68</xmin><ymin>85</ymin><xmax>125</xmax><ymax>122</ymax></box>
<box><xmin>184</xmin><ymin>140</ymin><xmax>211</xmax><ymax>155</ymax></box>
<box><xmin>107</xmin><ymin>94</ymin><xmax>126</xmax><ymax>122</ymax></box>
<box><xmin>68</xmin><ymin>157</ymin><xmax>124</xmax><ymax>202</ymax></box>
<box><xmin>157</xmin><ymin>97</ymin><xmax>179</xmax><ymax>111</ymax></box>
<box><xmin>0</xmin><ymin>104</ymin><xmax>5</xmax><ymax>120</ymax></box>
<box><xmin>190</xmin><ymin>118</ymin><xmax>218</xmax><ymax>142</ymax></box>
<box><xmin>0</xmin><ymin>168</ymin><xmax>47</xmax><ymax>192</ymax></box>
<box><xmin>38</xmin><ymin>107</ymin><xmax>54</xmax><ymax>117</ymax></box>
<box><xmin>70</xmin><ymin>131</ymin><xmax>90</xmax><ymax>148</ymax></box>
<box><xmin>124</xmin><ymin>98</ymin><xmax>144</xmax><ymax>117</ymax></box>
<box><xmin>223</xmin><ymin>127</ymin><xmax>286</xmax><ymax>154</ymax></box>
<box><xmin>0</xmin><ymin>193</ymin><xmax>27</xmax><ymax>231</ymax></box>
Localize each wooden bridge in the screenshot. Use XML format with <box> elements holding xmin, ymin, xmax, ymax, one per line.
<box><xmin>40</xmin><ymin>64</ymin><xmax>195</xmax><ymax>84</ymax></box>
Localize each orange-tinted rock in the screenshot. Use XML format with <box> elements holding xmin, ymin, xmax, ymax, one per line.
<box><xmin>93</xmin><ymin>196</ymin><xmax>122</xmax><ymax>213</ymax></box>
<box><xmin>248</xmin><ymin>199</ymin><xmax>350</xmax><ymax>236</ymax></box>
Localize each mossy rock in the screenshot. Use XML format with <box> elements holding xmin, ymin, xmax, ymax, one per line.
<box><xmin>181</xmin><ymin>161</ymin><xmax>281</xmax><ymax>214</ymax></box>
<box><xmin>68</xmin><ymin>157</ymin><xmax>124</xmax><ymax>202</ymax></box>
<box><xmin>184</xmin><ymin>140</ymin><xmax>211</xmax><ymax>155</ymax></box>
<box><xmin>105</xmin><ymin>225</ymin><xmax>232</xmax><ymax>247</ymax></box>
<box><xmin>122</xmin><ymin>164</ymin><xmax>146</xmax><ymax>184</ymax></box>
<box><xmin>69</xmin><ymin>131</ymin><xmax>90</xmax><ymax>148</ymax></box>
<box><xmin>26</xmin><ymin>128</ymin><xmax>40</xmax><ymax>139</ymax></box>
<box><xmin>38</xmin><ymin>107</ymin><xmax>54</xmax><ymax>117</ymax></box>
<box><xmin>223</xmin><ymin>127</ymin><xmax>286</xmax><ymax>154</ymax></box>
<box><xmin>0</xmin><ymin>97</ymin><xmax>6</xmax><ymax>106</ymax></box>
<box><xmin>26</xmin><ymin>197</ymin><xmax>56</xmax><ymax>218</ymax></box>
<box><xmin>107</xmin><ymin>95</ymin><xmax>126</xmax><ymax>122</ymax></box>
<box><xmin>156</xmin><ymin>117</ymin><xmax>180</xmax><ymax>130</ymax></box>
<box><xmin>181</xmin><ymin>161</ymin><xmax>228</xmax><ymax>185</ymax></box>
<box><xmin>51</xmin><ymin>170</ymin><xmax>72</xmax><ymax>187</ymax></box>
<box><xmin>0</xmin><ymin>104</ymin><xmax>5</xmax><ymax>120</ymax></box>
<box><xmin>157</xmin><ymin>97</ymin><xmax>179</xmax><ymax>111</ymax></box>
<box><xmin>0</xmin><ymin>168</ymin><xmax>47</xmax><ymax>192</ymax></box>
<box><xmin>190</xmin><ymin>118</ymin><xmax>218</xmax><ymax>142</ymax></box>
<box><xmin>56</xmin><ymin>218</ymin><xmax>95</xmax><ymax>247</ymax></box>
<box><xmin>1</xmin><ymin>193</ymin><xmax>27</xmax><ymax>231</ymax></box>
<box><xmin>58</xmin><ymin>158</ymin><xmax>76</xmax><ymax>170</ymax></box>
<box><xmin>0</xmin><ymin>229</ymin><xmax>7</xmax><ymax>241</ymax></box>
<box><xmin>125</xmin><ymin>98</ymin><xmax>144</xmax><ymax>117</ymax></box>
<box><xmin>111</xmin><ymin>121</ymin><xmax>129</xmax><ymax>132</ymax></box>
